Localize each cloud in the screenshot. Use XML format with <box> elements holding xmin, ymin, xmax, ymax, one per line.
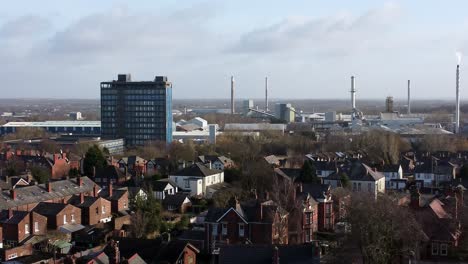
<box><xmin>229</xmin><ymin>2</ymin><xmax>401</xmax><ymax>56</ymax></box>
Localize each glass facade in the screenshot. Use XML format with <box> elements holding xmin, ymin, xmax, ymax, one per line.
<box><xmin>100</xmin><ymin>75</ymin><xmax>173</xmax><ymax>146</ymax></box>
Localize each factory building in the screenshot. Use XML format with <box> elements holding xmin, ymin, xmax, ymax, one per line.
<box><xmin>0</xmin><ymin>121</ymin><xmax>101</xmax><ymax>136</ymax></box>
<box><xmin>275</xmin><ymin>103</ymin><xmax>295</xmax><ymax>123</ymax></box>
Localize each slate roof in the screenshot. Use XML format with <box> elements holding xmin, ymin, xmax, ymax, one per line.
<box><xmin>153</xmin><ymin>179</ymin><xmax>177</xmax><ymax>192</ymax></box>
<box><xmin>163</xmin><ymin>193</ymin><xmax>191</xmax><ymax>208</ymax></box>
<box><xmin>349</xmin><ymin>163</ymin><xmax>385</xmax><ymax>182</ymax></box>
<box><xmin>0</xmin><ymin>176</ymin><xmax>98</xmax><ymax>210</ymax></box>
<box><xmin>205</xmin><ymin>199</ymin><xmax>285</xmax><ymax>224</ymax></box>
<box><xmin>218</xmin><ymin>244</ymin><xmax>320</xmax><ymax>264</ymax></box>
<box><xmin>32</xmin><ymin>202</ymin><xmax>70</xmax><ymax>216</ymax></box>
<box><xmin>301</xmin><ymin>183</ymin><xmax>330</xmax><ymax>201</ymax></box>
<box><xmin>0</xmin><ymin>210</ymin><xmax>29</xmax><ymax>224</ymax></box>
<box><xmin>171</xmin><ymin>162</ymin><xmax>222</xmax><ymax>177</ymax></box>
<box><xmin>99</xmin><ymin>187</ymin><xmax>128</xmax><ymax>201</ymax></box>
<box><xmin>69</xmin><ymin>195</ymin><xmax>99</xmax><ymax>208</ymax></box>
<box><xmin>155</xmin><ymin>240</ymin><xmax>199</xmax><ymax>263</ymax></box>
<box><xmin>95</xmin><ymin>165</ymin><xmax>129</xmax><ymax>181</ymax></box>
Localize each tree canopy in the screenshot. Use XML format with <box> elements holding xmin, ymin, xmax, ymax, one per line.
<box><xmin>83</xmin><ymin>145</ymin><xmax>107</xmax><ymax>176</ymax></box>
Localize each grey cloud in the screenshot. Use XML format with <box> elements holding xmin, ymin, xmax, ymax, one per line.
<box><xmin>229</xmin><ymin>3</ymin><xmax>401</xmax><ymax>56</ymax></box>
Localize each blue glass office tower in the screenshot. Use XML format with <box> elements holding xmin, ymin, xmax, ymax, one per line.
<box><xmin>101</xmin><ymin>74</ymin><xmax>173</xmax><ymax>146</ymax></box>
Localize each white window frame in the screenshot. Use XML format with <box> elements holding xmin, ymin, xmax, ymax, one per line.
<box><xmin>34</xmin><ymin>221</ymin><xmax>39</xmax><ymax>232</ymax></box>
<box><xmin>102</xmin><ymin>205</ymin><xmax>106</xmax><ymax>214</ymax></box>
<box><xmin>440</xmin><ymin>243</ymin><xmax>448</xmax><ymax>256</ymax></box>
<box><xmin>7</xmin><ymin>253</ymin><xmax>17</xmax><ymax>260</ymax></box>
<box><xmin>432</xmin><ymin>243</ymin><xmax>439</xmax><ymax>255</ymax></box>
<box><xmin>25</xmin><ymin>223</ymin><xmax>29</xmax><ymax>234</ymax></box>
<box><xmin>222</xmin><ymin>223</ymin><xmax>227</xmax><ymax>235</ymax></box>
<box><xmin>306</xmin><ymin>213</ymin><xmax>311</xmax><ymax>225</ymax></box>
<box><xmin>71</xmin><ymin>213</ymin><xmax>75</xmax><ymax>223</ymax></box>
<box><xmin>239</xmin><ymin>223</ymin><xmax>245</xmax><ymax>237</ymax></box>
<box><xmin>63</xmin><ymin>214</ymin><xmax>67</xmax><ymax>224</ymax></box>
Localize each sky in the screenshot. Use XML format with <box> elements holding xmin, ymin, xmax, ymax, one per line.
<box><xmin>1</xmin><ymin>0</ymin><xmax>468</xmax><ymax>100</ymax></box>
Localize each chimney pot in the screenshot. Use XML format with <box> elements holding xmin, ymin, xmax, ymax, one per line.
<box><xmin>78</xmin><ymin>177</ymin><xmax>83</xmax><ymax>187</ymax></box>
<box><xmin>8</xmin><ymin>208</ymin><xmax>12</xmax><ymax>219</ymax></box>
<box><xmin>46</xmin><ymin>182</ymin><xmax>52</xmax><ymax>192</ymax></box>
<box><xmin>80</xmin><ymin>192</ymin><xmax>84</xmax><ymax>204</ymax></box>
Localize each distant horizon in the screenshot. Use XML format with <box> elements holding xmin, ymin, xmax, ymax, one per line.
<box><xmin>1</xmin><ymin>1</ymin><xmax>468</xmax><ymax>99</ymax></box>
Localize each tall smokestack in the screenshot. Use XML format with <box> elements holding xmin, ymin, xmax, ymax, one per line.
<box><xmin>265</xmin><ymin>76</ymin><xmax>269</xmax><ymax>112</ymax></box>
<box><xmin>456</xmin><ymin>65</ymin><xmax>460</xmax><ymax>133</ymax></box>
<box><xmin>407</xmin><ymin>80</ymin><xmax>411</xmax><ymax>115</ymax></box>
<box><xmin>231</xmin><ymin>76</ymin><xmax>235</xmax><ymax>115</ymax></box>
<box><xmin>351</xmin><ymin>76</ymin><xmax>356</xmax><ymax>111</ymax></box>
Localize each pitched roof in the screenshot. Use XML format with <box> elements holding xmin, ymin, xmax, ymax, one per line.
<box><xmin>163</xmin><ymin>193</ymin><xmax>191</xmax><ymax>208</ymax></box>
<box><xmin>301</xmin><ymin>183</ymin><xmax>330</xmax><ymax>201</ymax></box>
<box><xmin>0</xmin><ymin>210</ymin><xmax>29</xmax><ymax>224</ymax></box>
<box><xmin>349</xmin><ymin>163</ymin><xmax>385</xmax><ymax>182</ymax></box>
<box><xmin>99</xmin><ymin>187</ymin><xmax>128</xmax><ymax>201</ymax></box>
<box><xmin>95</xmin><ymin>165</ymin><xmax>129</xmax><ymax>180</ymax></box>
<box><xmin>155</xmin><ymin>240</ymin><xmax>199</xmax><ymax>263</ymax></box>
<box><xmin>0</xmin><ymin>176</ymin><xmax>98</xmax><ymax>210</ymax></box>
<box><xmin>153</xmin><ymin>179</ymin><xmax>177</xmax><ymax>192</ymax></box>
<box><xmin>69</xmin><ymin>195</ymin><xmax>99</xmax><ymax>208</ymax></box>
<box><xmin>171</xmin><ymin>163</ymin><xmax>222</xmax><ymax>177</ymax></box>
<box><xmin>32</xmin><ymin>202</ymin><xmax>70</xmax><ymax>216</ymax></box>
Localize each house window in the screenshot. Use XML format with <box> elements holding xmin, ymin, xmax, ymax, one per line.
<box><xmin>25</xmin><ymin>223</ymin><xmax>29</xmax><ymax>234</ymax></box>
<box><xmin>222</xmin><ymin>223</ymin><xmax>227</xmax><ymax>235</ymax></box>
<box><xmin>185</xmin><ymin>180</ymin><xmax>190</xmax><ymax>189</ymax></box>
<box><xmin>357</xmin><ymin>183</ymin><xmax>361</xmax><ymax>191</ymax></box>
<box><xmin>440</xmin><ymin>243</ymin><xmax>448</xmax><ymax>256</ymax></box>
<box><xmin>212</xmin><ymin>224</ymin><xmax>218</xmax><ymax>236</ymax></box>
<box><xmin>353</xmin><ymin>183</ymin><xmax>357</xmax><ymax>191</ymax></box>
<box><xmin>71</xmin><ymin>214</ymin><xmax>75</xmax><ymax>223</ymax></box>
<box><xmin>305</xmin><ymin>229</ymin><xmax>312</xmax><ymax>242</ymax></box>
<box><xmin>34</xmin><ymin>221</ymin><xmax>39</xmax><ymax>232</ymax></box>
<box><xmin>96</xmin><ymin>207</ymin><xmax>99</xmax><ymax>215</ymax></box>
<box><xmin>63</xmin><ymin>214</ymin><xmax>67</xmax><ymax>224</ymax></box>
<box><xmin>239</xmin><ymin>223</ymin><xmax>245</xmax><ymax>237</ymax></box>
<box><xmin>432</xmin><ymin>243</ymin><xmax>439</xmax><ymax>255</ymax></box>
<box><xmin>102</xmin><ymin>206</ymin><xmax>106</xmax><ymax>214</ymax></box>
<box><xmin>7</xmin><ymin>253</ymin><xmax>17</xmax><ymax>260</ymax></box>
<box><xmin>306</xmin><ymin>213</ymin><xmax>311</xmax><ymax>225</ymax></box>
<box><xmin>124</xmin><ymin>202</ymin><xmax>127</xmax><ymax>208</ymax></box>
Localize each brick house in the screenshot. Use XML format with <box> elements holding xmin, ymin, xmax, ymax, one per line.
<box><xmin>1</xmin><ymin>150</ymin><xmax>72</xmax><ymax>180</ymax></box>
<box><xmin>99</xmin><ymin>185</ymin><xmax>129</xmax><ymax>214</ymax></box>
<box><xmin>69</xmin><ymin>194</ymin><xmax>112</xmax><ymax>225</ymax></box>
<box><xmin>32</xmin><ymin>202</ymin><xmax>82</xmax><ymax>231</ymax></box>
<box><xmin>405</xmin><ymin>186</ymin><xmax>463</xmax><ymax>260</ymax></box>
<box><xmin>162</xmin><ymin>193</ymin><xmax>192</xmax><ymax>213</ymax></box>
<box><xmin>117</xmin><ymin>156</ymin><xmax>147</xmax><ymax>176</ymax></box>
<box><xmin>0</xmin><ymin>176</ymin><xmax>100</xmax><ymax>212</ymax></box>
<box><xmin>204</xmin><ymin>197</ymin><xmax>288</xmax><ymax>253</ymax></box>
<box><xmin>94</xmin><ymin>165</ymin><xmax>131</xmax><ymax>186</ymax></box>
<box><xmin>0</xmin><ymin>210</ymin><xmax>48</xmax><ymax>247</ymax></box>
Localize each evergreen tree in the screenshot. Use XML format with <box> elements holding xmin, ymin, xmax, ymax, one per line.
<box><xmin>83</xmin><ymin>145</ymin><xmax>107</xmax><ymax>176</ymax></box>
<box><xmin>340</xmin><ymin>173</ymin><xmax>350</xmax><ymax>188</ymax></box>
<box><xmin>300</xmin><ymin>160</ymin><xmax>319</xmax><ymax>183</ymax></box>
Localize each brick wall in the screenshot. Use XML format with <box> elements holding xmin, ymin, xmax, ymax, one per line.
<box><xmin>53</xmin><ymin>205</ymin><xmax>81</xmax><ymax>229</ymax></box>
<box><xmin>31</xmin><ymin>212</ymin><xmax>47</xmax><ymax>236</ymax></box>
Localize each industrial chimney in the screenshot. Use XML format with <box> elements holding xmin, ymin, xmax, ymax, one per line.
<box><xmin>231</xmin><ymin>76</ymin><xmax>235</xmax><ymax>115</ymax></box>
<box><xmin>407</xmin><ymin>80</ymin><xmax>411</xmax><ymax>115</ymax></box>
<box><xmin>265</xmin><ymin>76</ymin><xmax>269</xmax><ymax>112</ymax></box>
<box><xmin>351</xmin><ymin>76</ymin><xmax>356</xmax><ymax>119</ymax></box>
<box><xmin>456</xmin><ymin>65</ymin><xmax>460</xmax><ymax>133</ymax></box>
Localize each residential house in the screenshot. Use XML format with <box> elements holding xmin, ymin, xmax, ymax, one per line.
<box><xmin>118</xmin><ymin>156</ymin><xmax>147</xmax><ymax>176</ymax></box>
<box><xmin>162</xmin><ymin>193</ymin><xmax>192</xmax><ymax>213</ymax></box>
<box><xmin>94</xmin><ymin>165</ymin><xmax>131</xmax><ymax>186</ymax></box>
<box><xmin>99</xmin><ymin>186</ymin><xmax>129</xmax><ymax>214</ymax></box>
<box><xmin>381</xmin><ymin>164</ymin><xmax>405</xmax><ymax>190</ymax></box>
<box><xmin>32</xmin><ymin>202</ymin><xmax>82</xmax><ymax>232</ymax></box>
<box><xmin>117</xmin><ymin>238</ymin><xmax>199</xmax><ymax>264</ymax></box>
<box><xmin>169</xmin><ymin>163</ymin><xmax>224</xmax><ymax>197</ymax></box>
<box><xmin>405</xmin><ymin>186</ymin><xmax>463</xmax><ymax>260</ymax></box>
<box><xmin>0</xmin><ymin>210</ymin><xmax>30</xmax><ymax>246</ymax></box>
<box><xmin>301</xmin><ymin>184</ymin><xmax>334</xmax><ymax>232</ymax></box>
<box><xmin>0</xmin><ymin>176</ymin><xmax>100</xmax><ymax>211</ymax></box>
<box><xmin>126</xmin><ymin>187</ymin><xmax>147</xmax><ymax>206</ymax></box>
<box><xmin>2</xmin><ymin>150</ymin><xmax>72</xmax><ymax>180</ymax></box>
<box><xmin>69</xmin><ymin>194</ymin><xmax>112</xmax><ymax>225</ymax></box>
<box><xmin>348</xmin><ymin>164</ymin><xmax>385</xmax><ymax>198</ymax></box>
<box><xmin>197</xmin><ymin>155</ymin><xmax>235</xmax><ymax>171</ymax></box>
<box><xmin>204</xmin><ymin>197</ymin><xmax>288</xmax><ymax>253</ymax></box>
<box><xmin>153</xmin><ymin>179</ymin><xmax>178</xmax><ymax>200</ymax></box>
